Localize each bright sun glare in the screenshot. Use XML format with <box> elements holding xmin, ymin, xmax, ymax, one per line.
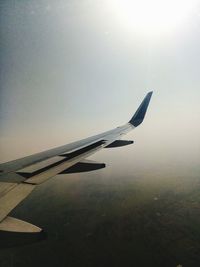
<box><xmin>109</xmin><ymin>0</ymin><xmax>198</xmax><ymax>35</ymax></box>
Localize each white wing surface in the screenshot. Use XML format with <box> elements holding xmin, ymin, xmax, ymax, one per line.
<box><xmin>0</xmin><ymin>92</ymin><xmax>153</xmax><ymax>233</ymax></box>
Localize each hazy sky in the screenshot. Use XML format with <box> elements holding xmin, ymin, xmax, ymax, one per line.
<box><xmin>0</xmin><ymin>0</ymin><xmax>200</xmax><ymax>177</ymax></box>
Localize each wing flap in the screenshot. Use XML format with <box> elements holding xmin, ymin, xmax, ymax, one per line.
<box><xmin>24</xmin><ymin>140</ymin><xmax>106</xmax><ymax>184</ymax></box>
<box><xmin>0</xmin><ymin>183</ymin><xmax>18</xmax><ymax>198</ymax></box>
<box><xmin>18</xmin><ymin>156</ymin><xmax>64</xmax><ymax>174</ymax></box>
<box><xmin>0</xmin><ymin>183</ymin><xmax>35</xmax><ymax>222</ymax></box>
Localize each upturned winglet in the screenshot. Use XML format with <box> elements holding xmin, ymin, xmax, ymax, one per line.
<box><xmin>129</xmin><ymin>91</ymin><xmax>153</xmax><ymax>127</ymax></box>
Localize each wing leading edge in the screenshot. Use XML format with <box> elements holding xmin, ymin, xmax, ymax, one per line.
<box><xmin>0</xmin><ymin>91</ymin><xmax>153</xmax><ymax>233</ymax></box>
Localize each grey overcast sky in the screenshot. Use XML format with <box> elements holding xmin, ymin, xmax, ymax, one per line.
<box><xmin>0</xmin><ymin>0</ymin><xmax>200</xmax><ymax>177</ymax></box>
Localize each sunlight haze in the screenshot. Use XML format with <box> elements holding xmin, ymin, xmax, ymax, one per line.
<box><xmin>0</xmin><ymin>0</ymin><xmax>200</xmax><ymax>176</ymax></box>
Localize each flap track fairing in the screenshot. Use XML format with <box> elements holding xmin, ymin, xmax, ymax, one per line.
<box><xmin>105</xmin><ymin>140</ymin><xmax>134</xmax><ymax>148</ymax></box>
<box><xmin>59</xmin><ymin>160</ymin><xmax>106</xmax><ymax>174</ymax></box>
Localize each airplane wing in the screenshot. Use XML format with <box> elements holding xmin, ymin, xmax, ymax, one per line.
<box><xmin>0</xmin><ymin>91</ymin><xmax>153</xmax><ymax>233</ymax></box>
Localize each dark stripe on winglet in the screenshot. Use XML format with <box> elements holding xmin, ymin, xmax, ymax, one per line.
<box><xmin>129</xmin><ymin>91</ymin><xmax>153</xmax><ymax>127</ymax></box>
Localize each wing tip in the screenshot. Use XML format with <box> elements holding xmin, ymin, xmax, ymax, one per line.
<box><xmin>129</xmin><ymin>91</ymin><xmax>153</xmax><ymax>127</ymax></box>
